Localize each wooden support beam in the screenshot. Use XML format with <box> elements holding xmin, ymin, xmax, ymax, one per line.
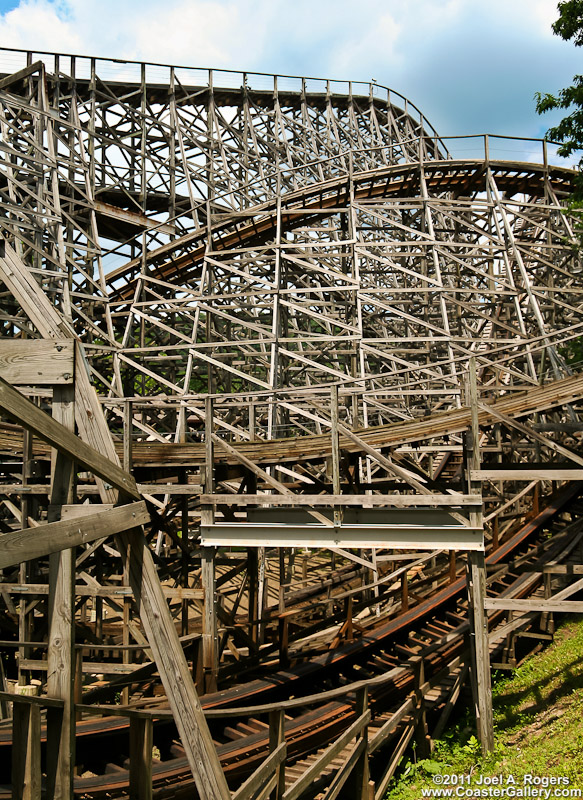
<box><xmin>46</xmin><ymin>384</ymin><xmax>75</xmax><ymax>800</ymax></box>
<box><xmin>0</xmin><ymin>374</ymin><xmax>139</xmax><ymax>500</ymax></box>
<box><xmin>269</xmin><ymin>708</ymin><xmax>286</xmax><ymax>800</ymax></box>
<box><xmin>201</xmin><ymin>547</ymin><xmax>218</xmax><ymax>693</ymax></box>
<box><xmin>116</xmin><ymin>527</ymin><xmax>231</xmax><ymax>800</ymax></box>
<box><xmin>484</xmin><ymin>598</ymin><xmax>583</xmax><ymax>613</ymax></box>
<box><xmin>474</xmin><ymin>469</ymin><xmax>583</xmax><ymax>480</ymax></box>
<box><xmin>0</xmin><ymin>243</ymin><xmax>75</xmax><ymax>340</ymax></box>
<box><xmin>0</xmin><ymin>60</ymin><xmax>43</xmax><ymax>90</ymax></box>
<box><xmin>0</xmin><ymin>583</ymin><xmax>203</xmax><ymax>599</ymax></box>
<box><xmin>201</xmin><ymin>494</ymin><xmax>481</xmax><ymax>507</ymax></box>
<box><xmin>211</xmin><ymin>433</ymin><xmax>333</xmax><ymax>527</ymax></box>
<box><xmin>432</xmin><ymin>662</ymin><xmax>469</xmax><ymax>740</ymax></box>
<box><xmin>477</xmin><ymin>401</ymin><xmax>583</xmax><ymax>468</ymax></box>
<box><xmin>347</xmin><ymin>686</ymin><xmax>371</xmax><ymax>800</ymax></box>
<box><xmin>282</xmin><ymin>710</ymin><xmax>370</xmax><ymax>800</ymax></box>
<box><xmin>0</xmin><ymin>340</ymin><xmax>74</xmax><ymax>385</ymax></box>
<box><xmin>411</xmin><ymin>656</ymin><xmax>431</xmax><ymax>758</ymax></box>
<box><xmin>94</xmin><ymin>201</ymin><xmax>175</xmax><ymax>236</ymax></box>
<box><xmin>465</xmin><ymin>359</ymin><xmax>493</xmax><ymax>753</ymax></box>
<box><xmin>11</xmin><ymin>701</ymin><xmax>41</xmax><ymax>800</ymax></box>
<box><xmin>0</xmin><ymin>502</ymin><xmax>149</xmax><ymax>569</ymax></box>
<box><xmin>129</xmin><ymin>716</ymin><xmax>153</xmax><ymax>800</ymax></box>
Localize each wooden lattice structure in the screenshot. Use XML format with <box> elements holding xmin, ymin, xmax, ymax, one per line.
<box><xmin>1</xmin><ymin>47</ymin><xmax>583</xmax><ymax>800</ymax></box>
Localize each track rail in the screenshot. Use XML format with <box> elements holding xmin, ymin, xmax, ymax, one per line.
<box><xmin>1</xmin><ymin>483</ymin><xmax>581</xmax><ymax>799</ymax></box>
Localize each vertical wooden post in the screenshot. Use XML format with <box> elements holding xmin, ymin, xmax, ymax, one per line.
<box><xmin>0</xmin><ymin>657</ymin><xmax>8</xmax><ymax>720</ymax></box>
<box><xmin>181</xmin><ymin>490</ymin><xmax>190</xmax><ymax>638</ymax></box>
<box><xmin>11</xmin><ymin>701</ymin><xmax>41</xmax><ymax>800</ymax></box>
<box><xmin>18</xmin><ymin>428</ymin><xmax>34</xmax><ymax>688</ymax></box>
<box><xmin>331</xmin><ymin>385</ymin><xmax>342</xmax><ymax>527</ymax></box>
<box><xmin>465</xmin><ymin>358</ymin><xmax>494</xmax><ymax>753</ymax></box>
<box><xmin>202</xmin><ymin>397</ymin><xmax>218</xmax><ymax>692</ymax></box>
<box><xmin>248</xmin><ymin>547</ymin><xmax>258</xmax><ymax>646</ymax></box>
<box><xmin>129</xmin><ymin>716</ymin><xmax>153</xmax><ymax>800</ymax></box>
<box><xmin>467</xmin><ymin>550</ymin><xmax>494</xmax><ymax>751</ymax></box>
<box><xmin>123</xmin><ymin>399</ymin><xmax>133</xmax><ymax>473</ymax></box>
<box><xmin>202</xmin><ymin>547</ymin><xmax>218</xmax><ymax>692</ymax></box>
<box><xmin>269</xmin><ymin>708</ymin><xmax>286</xmax><ymax>800</ymax></box>
<box><xmin>122</xmin><ymin>548</ymin><xmax>131</xmax><ymax>705</ymax></box>
<box><xmin>278</xmin><ymin>549</ymin><xmax>286</xmax><ymax>614</ymax></box>
<box><xmin>401</xmin><ymin>572</ymin><xmax>409</xmax><ymax>612</ymax></box>
<box><xmin>257</xmin><ymin>548</ymin><xmax>267</xmax><ymax>644</ymax></box>
<box><xmin>533</xmin><ymin>483</ymin><xmax>540</xmax><ymax>516</ymax></box>
<box><xmin>492</xmin><ymin>516</ymin><xmax>499</xmax><ymax>551</ymax></box>
<box><xmin>247</xmin><ymin>407</ymin><xmax>259</xmax><ymax>647</ymax></box>
<box><xmin>343</xmin><ymin>686</ymin><xmax>370</xmax><ymax>800</ymax></box>
<box><xmin>449</xmin><ymin>550</ymin><xmax>457</xmax><ymax>584</ymax></box>
<box><xmin>412</xmin><ymin>655</ymin><xmax>431</xmax><ymax>758</ymax></box>
<box><xmin>543</xmin><ymin>572</ymin><xmax>554</xmax><ymax>635</ymax></box>
<box><xmin>345</xmin><ymin>596</ymin><xmax>354</xmax><ymax>641</ymax></box>
<box><xmin>46</xmin><ymin>384</ymin><xmax>75</xmax><ymax>800</ymax></box>
<box><xmin>278</xmin><ymin>615</ymin><xmax>289</xmax><ymax>669</ymax></box>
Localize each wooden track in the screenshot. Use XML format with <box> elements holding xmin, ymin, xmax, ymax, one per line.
<box><xmin>2</xmin><ymin>371</ymin><xmax>582</xmax><ymax>468</ymax></box>
<box><xmin>106</xmin><ymin>158</ymin><xmax>575</xmax><ymax>300</ymax></box>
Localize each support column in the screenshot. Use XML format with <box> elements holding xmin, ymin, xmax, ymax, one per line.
<box><xmin>465</xmin><ymin>358</ymin><xmax>494</xmax><ymax>752</ymax></box>
<box><xmin>202</xmin><ymin>397</ymin><xmax>217</xmax><ymax>692</ymax></box>
<box><xmin>18</xmin><ymin>428</ymin><xmax>34</xmax><ymax>688</ymax></box>
<box><xmin>46</xmin><ymin>384</ymin><xmax>75</xmax><ymax>800</ymax></box>
<box><xmin>201</xmin><ymin>547</ymin><xmax>218</xmax><ymax>693</ymax></box>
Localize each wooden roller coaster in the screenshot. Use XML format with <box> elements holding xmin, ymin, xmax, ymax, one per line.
<box><xmin>0</xmin><ymin>46</ymin><xmax>583</xmax><ymax>800</ymax></box>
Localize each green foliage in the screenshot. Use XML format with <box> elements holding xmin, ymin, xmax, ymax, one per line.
<box><xmin>552</xmin><ymin>0</ymin><xmax>583</xmax><ymax>45</ymax></box>
<box><xmin>386</xmin><ymin>618</ymin><xmax>583</xmax><ymax>799</ymax></box>
<box><xmin>535</xmin><ymin>1</ymin><xmax>583</xmax><ymax>196</ymax></box>
<box><xmin>559</xmin><ymin>335</ymin><xmax>583</xmax><ymax>366</ymax></box>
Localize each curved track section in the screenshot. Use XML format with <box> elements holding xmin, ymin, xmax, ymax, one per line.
<box><xmin>1</xmin><ymin>47</ymin><xmax>583</xmax><ymax>800</ymax></box>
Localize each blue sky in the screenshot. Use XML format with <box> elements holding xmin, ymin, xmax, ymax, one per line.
<box><xmin>0</xmin><ymin>0</ymin><xmax>579</xmax><ymax>147</ymax></box>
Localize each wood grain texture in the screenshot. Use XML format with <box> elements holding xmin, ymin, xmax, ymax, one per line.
<box><xmin>0</xmin><ymin>339</ymin><xmax>74</xmax><ymax>385</ymax></box>
<box><xmin>0</xmin><ymin>374</ymin><xmax>140</xmax><ymax>499</ymax></box>
<box><xmin>0</xmin><ymin>502</ymin><xmax>149</xmax><ymax>569</ymax></box>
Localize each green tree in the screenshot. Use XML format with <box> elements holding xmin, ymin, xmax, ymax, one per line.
<box><xmin>535</xmin><ymin>1</ymin><xmax>583</xmax><ymax>196</ymax></box>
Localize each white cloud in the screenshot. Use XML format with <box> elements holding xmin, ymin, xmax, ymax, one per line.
<box><xmin>327</xmin><ymin>11</ymin><xmax>401</xmax><ymax>76</ymax></box>
<box><xmin>0</xmin><ymin>0</ymin><xmax>82</xmax><ymax>54</ymax></box>
<box><xmin>0</xmin><ymin>0</ymin><xmax>577</xmax><ymax>142</ymax></box>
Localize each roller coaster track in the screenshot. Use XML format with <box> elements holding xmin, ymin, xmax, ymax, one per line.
<box><xmin>1</xmin><ymin>48</ymin><xmax>583</xmax><ymax>800</ymax></box>
<box><xmin>106</xmin><ymin>158</ymin><xmax>575</xmax><ymax>298</ymax></box>
<box><xmin>1</xmin><ymin>483</ymin><xmax>581</xmax><ymax>799</ymax></box>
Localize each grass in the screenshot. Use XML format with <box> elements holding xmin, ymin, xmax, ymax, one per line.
<box><xmin>387</xmin><ymin>616</ymin><xmax>583</xmax><ymax>797</ymax></box>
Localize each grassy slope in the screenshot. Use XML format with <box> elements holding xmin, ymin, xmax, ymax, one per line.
<box><xmin>387</xmin><ymin>616</ymin><xmax>583</xmax><ymax>797</ymax></box>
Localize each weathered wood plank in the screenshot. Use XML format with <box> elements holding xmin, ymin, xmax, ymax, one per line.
<box><xmin>484</xmin><ymin>598</ymin><xmax>583</xmax><ymax>612</ymax></box>
<box><xmin>0</xmin><ymin>244</ymin><xmax>75</xmax><ymax>340</ymax></box>
<box><xmin>0</xmin><ymin>339</ymin><xmax>74</xmax><ymax>385</ymax></box>
<box><xmin>0</xmin><ymin>374</ymin><xmax>140</xmax><ymax>499</ymax></box>
<box><xmin>473</xmin><ymin>469</ymin><xmax>583</xmax><ymax>480</ymax></box>
<box><xmin>116</xmin><ymin>528</ymin><xmax>231</xmax><ymax>800</ymax></box>
<box><xmin>11</xmin><ymin>701</ymin><xmax>41</xmax><ymax>800</ymax></box>
<box><xmin>0</xmin><ymin>502</ymin><xmax>149</xmax><ymax>569</ymax></box>
<box><xmin>0</xmin><ymin>60</ymin><xmax>43</xmax><ymax>90</ymax></box>
<box><xmin>46</xmin><ymin>384</ymin><xmax>76</xmax><ymax>800</ymax></box>
<box><xmin>201</xmin><ymin>494</ymin><xmax>481</xmax><ymax>507</ymax></box>
<box><xmin>0</xmin><ymin>583</ymin><xmax>203</xmax><ymax>599</ymax></box>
